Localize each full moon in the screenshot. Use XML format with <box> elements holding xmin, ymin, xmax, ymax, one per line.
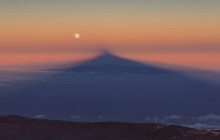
<box><xmin>74</xmin><ymin>33</ymin><xmax>80</xmax><ymax>39</ymax></box>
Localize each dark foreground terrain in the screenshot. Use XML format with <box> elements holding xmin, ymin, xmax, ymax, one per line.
<box><xmin>0</xmin><ymin>115</ymin><xmax>220</xmax><ymax>140</ymax></box>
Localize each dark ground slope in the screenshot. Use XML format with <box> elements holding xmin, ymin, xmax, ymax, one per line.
<box><xmin>0</xmin><ymin>115</ymin><xmax>219</xmax><ymax>140</ymax></box>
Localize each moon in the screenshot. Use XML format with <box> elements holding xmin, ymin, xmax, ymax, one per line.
<box><xmin>74</xmin><ymin>33</ymin><xmax>80</xmax><ymax>39</ymax></box>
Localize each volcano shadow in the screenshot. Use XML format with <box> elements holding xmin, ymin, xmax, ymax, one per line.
<box><xmin>0</xmin><ymin>51</ymin><xmax>220</xmax><ymax>123</ymax></box>
<box><xmin>64</xmin><ymin>51</ymin><xmax>178</xmax><ymax>74</ymax></box>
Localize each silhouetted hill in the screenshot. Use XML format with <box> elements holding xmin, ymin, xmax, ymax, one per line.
<box><xmin>0</xmin><ymin>115</ymin><xmax>219</xmax><ymax>140</ymax></box>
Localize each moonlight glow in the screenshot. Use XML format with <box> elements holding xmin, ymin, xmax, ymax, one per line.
<box><xmin>74</xmin><ymin>33</ymin><xmax>80</xmax><ymax>39</ymax></box>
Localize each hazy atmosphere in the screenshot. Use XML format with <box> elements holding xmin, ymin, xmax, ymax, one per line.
<box><xmin>1</xmin><ymin>0</ymin><xmax>220</xmax><ymax>71</ymax></box>
<box><xmin>1</xmin><ymin>1</ymin><xmax>220</xmax><ymax>139</ymax></box>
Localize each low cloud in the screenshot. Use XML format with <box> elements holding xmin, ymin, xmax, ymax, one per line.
<box><xmin>97</xmin><ymin>116</ymin><xmax>108</xmax><ymax>119</ymax></box>
<box><xmin>199</xmin><ymin>114</ymin><xmax>220</xmax><ymax>122</ymax></box>
<box><xmin>70</xmin><ymin>115</ymin><xmax>81</xmax><ymax>119</ymax></box>
<box><xmin>145</xmin><ymin>117</ymin><xmax>151</xmax><ymax>121</ymax></box>
<box><xmin>183</xmin><ymin>123</ymin><xmax>220</xmax><ymax>130</ymax></box>
<box><xmin>143</xmin><ymin>115</ymin><xmax>220</xmax><ymax>130</ymax></box>
<box><xmin>33</xmin><ymin>115</ymin><xmax>46</xmax><ymax>119</ymax></box>
<box><xmin>145</xmin><ymin>115</ymin><xmax>182</xmax><ymax>123</ymax></box>
<box><xmin>165</xmin><ymin>115</ymin><xmax>181</xmax><ymax>120</ymax></box>
<box><xmin>153</xmin><ymin>117</ymin><xmax>159</xmax><ymax>122</ymax></box>
<box><xmin>0</xmin><ymin>84</ymin><xmax>8</xmax><ymax>86</ymax></box>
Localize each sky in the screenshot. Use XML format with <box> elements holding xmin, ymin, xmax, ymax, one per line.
<box><xmin>0</xmin><ymin>0</ymin><xmax>220</xmax><ymax>71</ymax></box>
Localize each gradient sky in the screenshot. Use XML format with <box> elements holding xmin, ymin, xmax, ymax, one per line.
<box><xmin>0</xmin><ymin>0</ymin><xmax>220</xmax><ymax>71</ymax></box>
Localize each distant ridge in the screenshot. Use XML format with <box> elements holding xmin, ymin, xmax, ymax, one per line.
<box><xmin>0</xmin><ymin>115</ymin><xmax>219</xmax><ymax>140</ymax></box>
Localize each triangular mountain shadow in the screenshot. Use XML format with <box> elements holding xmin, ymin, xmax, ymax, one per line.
<box><xmin>64</xmin><ymin>51</ymin><xmax>177</xmax><ymax>74</ymax></box>
<box><xmin>0</xmin><ymin>51</ymin><xmax>220</xmax><ymax>125</ymax></box>
<box><xmin>70</xmin><ymin>50</ymin><xmax>144</xmax><ymax>66</ymax></box>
